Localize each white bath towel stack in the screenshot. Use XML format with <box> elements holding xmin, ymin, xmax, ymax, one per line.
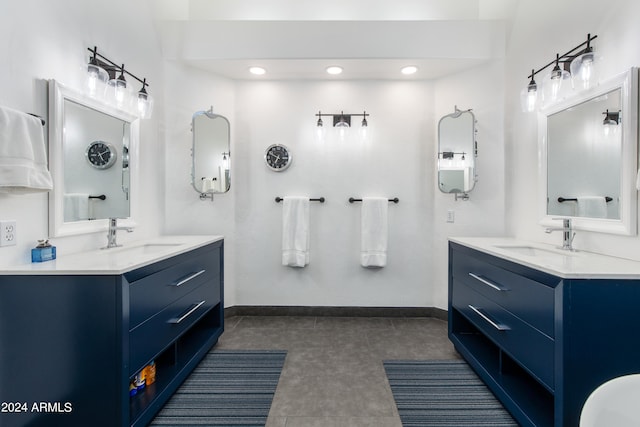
<box><xmin>360</xmin><ymin>197</ymin><xmax>388</xmax><ymax>268</ymax></box>
<box><xmin>0</xmin><ymin>106</ymin><xmax>53</xmax><ymax>193</ymax></box>
<box><xmin>577</xmin><ymin>196</ymin><xmax>607</xmax><ymax>218</ymax></box>
<box><xmin>282</xmin><ymin>196</ymin><xmax>310</xmax><ymax>267</ymax></box>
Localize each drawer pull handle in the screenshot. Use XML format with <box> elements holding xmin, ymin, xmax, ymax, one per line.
<box><xmin>468</xmin><ymin>305</ymin><xmax>510</xmax><ymax>331</ymax></box>
<box><xmin>168</xmin><ymin>300</ymin><xmax>206</xmax><ymax>324</ymax></box>
<box><xmin>468</xmin><ymin>273</ymin><xmax>507</xmax><ymax>292</ymax></box>
<box><xmin>171</xmin><ymin>270</ymin><xmax>206</xmax><ymax>287</ymax></box>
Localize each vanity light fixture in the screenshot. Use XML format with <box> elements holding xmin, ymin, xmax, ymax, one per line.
<box><xmin>602</xmin><ymin>109</ymin><xmax>621</xmax><ymax>136</ymax></box>
<box><xmin>85</xmin><ymin>46</ymin><xmax>154</xmax><ymax>119</ymax></box>
<box><xmin>315</xmin><ymin>110</ymin><xmax>370</xmax><ymax>128</ymax></box>
<box><xmin>521</xmin><ymin>34</ymin><xmax>598</xmax><ymax>112</ymax></box>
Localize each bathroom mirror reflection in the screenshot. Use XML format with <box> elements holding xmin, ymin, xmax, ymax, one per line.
<box><xmin>191</xmin><ymin>109</ymin><xmax>231</xmax><ymax>195</ymax></box>
<box><xmin>48</xmin><ymin>80</ymin><xmax>139</xmax><ymax>237</ymax></box>
<box><xmin>437</xmin><ymin>108</ymin><xmax>477</xmax><ymax>196</ymax></box>
<box><xmin>539</xmin><ymin>68</ymin><xmax>638</xmax><ymax>235</ymax></box>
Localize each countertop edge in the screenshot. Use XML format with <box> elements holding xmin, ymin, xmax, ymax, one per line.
<box><xmin>0</xmin><ymin>235</ymin><xmax>224</xmax><ymax>275</ymax></box>
<box><xmin>449</xmin><ymin>237</ymin><xmax>640</xmax><ymax>280</ymax></box>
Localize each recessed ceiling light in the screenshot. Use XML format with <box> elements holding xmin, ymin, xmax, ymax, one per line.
<box><xmin>401</xmin><ymin>66</ymin><xmax>418</xmax><ymax>75</ymax></box>
<box><xmin>249</xmin><ymin>66</ymin><xmax>266</xmax><ymax>75</ymax></box>
<box><xmin>326</xmin><ymin>66</ymin><xmax>343</xmax><ymax>75</ymax></box>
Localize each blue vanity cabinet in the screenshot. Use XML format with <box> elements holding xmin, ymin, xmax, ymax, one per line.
<box><xmin>0</xmin><ymin>239</ymin><xmax>224</xmax><ymax>427</ymax></box>
<box><xmin>448</xmin><ymin>241</ymin><xmax>640</xmax><ymax>427</ymax></box>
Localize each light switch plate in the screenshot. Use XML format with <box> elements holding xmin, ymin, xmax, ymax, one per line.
<box><xmin>446</xmin><ymin>210</ymin><xmax>455</xmax><ymax>223</ymax></box>
<box><xmin>0</xmin><ymin>220</ymin><xmax>17</xmax><ymax>246</ymax></box>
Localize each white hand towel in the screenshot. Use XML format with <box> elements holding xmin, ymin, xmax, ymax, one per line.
<box><xmin>361</xmin><ymin>197</ymin><xmax>388</xmax><ymax>268</ymax></box>
<box><xmin>577</xmin><ymin>196</ymin><xmax>607</xmax><ymax>218</ymax></box>
<box><xmin>282</xmin><ymin>197</ymin><xmax>310</xmax><ymax>267</ymax></box>
<box><xmin>0</xmin><ymin>106</ymin><xmax>53</xmax><ymax>193</ymax></box>
<box><xmin>201</xmin><ymin>178</ymin><xmax>215</xmax><ymax>193</ymax></box>
<box><xmin>63</xmin><ymin>193</ymin><xmax>90</xmax><ymax>222</ymax></box>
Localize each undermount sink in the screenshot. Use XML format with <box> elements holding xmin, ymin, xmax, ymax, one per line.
<box><xmin>107</xmin><ymin>243</ymin><xmax>182</xmax><ymax>255</ymax></box>
<box><xmin>494</xmin><ymin>245</ymin><xmax>576</xmax><ymax>257</ymax></box>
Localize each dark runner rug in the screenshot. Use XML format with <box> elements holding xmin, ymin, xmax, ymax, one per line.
<box><xmin>383</xmin><ymin>359</ymin><xmax>519</xmax><ymax>426</ymax></box>
<box><xmin>151</xmin><ymin>350</ymin><xmax>287</xmax><ymax>426</ymax></box>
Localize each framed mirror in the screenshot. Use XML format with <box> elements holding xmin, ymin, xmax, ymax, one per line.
<box><xmin>48</xmin><ymin>80</ymin><xmax>139</xmax><ymax>237</ymax></box>
<box><xmin>538</xmin><ymin>68</ymin><xmax>638</xmax><ymax>235</ymax></box>
<box><xmin>437</xmin><ymin>107</ymin><xmax>477</xmax><ymax>197</ymax></box>
<box><xmin>191</xmin><ymin>109</ymin><xmax>231</xmax><ymax>197</ymax></box>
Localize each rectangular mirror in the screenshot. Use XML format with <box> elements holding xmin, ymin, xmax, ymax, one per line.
<box><xmin>48</xmin><ymin>80</ymin><xmax>139</xmax><ymax>237</ymax></box>
<box><xmin>538</xmin><ymin>68</ymin><xmax>638</xmax><ymax>235</ymax></box>
<box><xmin>191</xmin><ymin>109</ymin><xmax>231</xmax><ymax>196</ymax></box>
<box><xmin>437</xmin><ymin>107</ymin><xmax>477</xmax><ymax>196</ymax></box>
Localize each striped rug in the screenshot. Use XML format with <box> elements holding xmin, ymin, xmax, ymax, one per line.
<box><xmin>383</xmin><ymin>360</ymin><xmax>518</xmax><ymax>427</ymax></box>
<box><xmin>151</xmin><ymin>350</ymin><xmax>287</xmax><ymax>426</ymax></box>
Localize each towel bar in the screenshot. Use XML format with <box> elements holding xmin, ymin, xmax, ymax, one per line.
<box><xmin>349</xmin><ymin>197</ymin><xmax>399</xmax><ymax>203</ymax></box>
<box><xmin>558</xmin><ymin>197</ymin><xmax>612</xmax><ymax>203</ymax></box>
<box><xmin>27</xmin><ymin>113</ymin><xmax>45</xmax><ymax>126</ymax></box>
<box><xmin>275</xmin><ymin>197</ymin><xmax>325</xmax><ymax>203</ymax></box>
<box><xmin>89</xmin><ymin>194</ymin><xmax>106</xmax><ymax>200</ymax></box>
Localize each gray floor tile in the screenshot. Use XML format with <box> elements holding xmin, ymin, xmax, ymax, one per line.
<box><xmin>220</xmin><ymin>314</ymin><xmax>457</xmax><ymax>425</ymax></box>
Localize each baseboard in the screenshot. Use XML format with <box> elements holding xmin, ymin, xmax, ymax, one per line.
<box><xmin>224</xmin><ymin>305</ymin><xmax>448</xmax><ymax>321</ymax></box>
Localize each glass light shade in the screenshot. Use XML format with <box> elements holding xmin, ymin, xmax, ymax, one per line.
<box><xmin>542</xmin><ymin>69</ymin><xmax>571</xmax><ymax>106</ymax></box>
<box><xmin>520</xmin><ymin>86</ymin><xmax>538</xmax><ymax>112</ymax></box>
<box><xmin>106</xmin><ymin>77</ymin><xmax>131</xmax><ymax>109</ymax></box>
<box><xmin>326</xmin><ymin>66</ymin><xmax>343</xmax><ymax>75</ymax></box>
<box><xmin>86</xmin><ymin>63</ymin><xmax>108</xmax><ymax>99</ymax></box>
<box><xmin>137</xmin><ymin>91</ymin><xmax>154</xmax><ymax>119</ymax></box>
<box><xmin>401</xmin><ymin>66</ymin><xmax>418</xmax><ymax>75</ymax></box>
<box><xmin>335</xmin><ymin>119</ymin><xmax>350</xmax><ymax>128</ymax></box>
<box><xmin>570</xmin><ymin>51</ymin><xmax>600</xmax><ymax>90</ymax></box>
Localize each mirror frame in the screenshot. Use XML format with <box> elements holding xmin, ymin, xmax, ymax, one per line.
<box><xmin>48</xmin><ymin>79</ymin><xmax>140</xmax><ymax>237</ymax></box>
<box><xmin>538</xmin><ymin>68</ymin><xmax>638</xmax><ymax>235</ymax></box>
<box><xmin>191</xmin><ymin>110</ymin><xmax>231</xmax><ymax>196</ymax></box>
<box><xmin>437</xmin><ymin>108</ymin><xmax>477</xmax><ymax>196</ymax></box>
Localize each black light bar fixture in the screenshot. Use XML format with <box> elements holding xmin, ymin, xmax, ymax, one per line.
<box><xmin>316</xmin><ymin>110</ymin><xmax>369</xmax><ymax>128</ymax></box>
<box><xmin>86</xmin><ymin>46</ymin><xmax>154</xmax><ymax>119</ymax></box>
<box><xmin>521</xmin><ymin>34</ymin><xmax>598</xmax><ymax>112</ymax></box>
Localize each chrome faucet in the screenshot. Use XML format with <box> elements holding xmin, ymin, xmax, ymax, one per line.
<box><xmin>545</xmin><ymin>218</ymin><xmax>576</xmax><ymax>251</ymax></box>
<box><xmin>105</xmin><ymin>217</ymin><xmax>133</xmax><ymax>249</ymax></box>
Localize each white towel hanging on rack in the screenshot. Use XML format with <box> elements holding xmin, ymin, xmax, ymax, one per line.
<box><xmin>360</xmin><ymin>197</ymin><xmax>388</xmax><ymax>268</ymax></box>
<box><xmin>282</xmin><ymin>196</ymin><xmax>310</xmax><ymax>267</ymax></box>
<box><xmin>0</xmin><ymin>106</ymin><xmax>53</xmax><ymax>193</ymax></box>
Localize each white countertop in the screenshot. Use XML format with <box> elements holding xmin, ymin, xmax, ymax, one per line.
<box><xmin>450</xmin><ymin>237</ymin><xmax>640</xmax><ymax>279</ymax></box>
<box><xmin>0</xmin><ymin>235</ymin><xmax>223</xmax><ymax>275</ymax></box>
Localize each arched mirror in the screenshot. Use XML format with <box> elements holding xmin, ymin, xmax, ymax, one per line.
<box><xmin>48</xmin><ymin>80</ymin><xmax>139</xmax><ymax>237</ymax></box>
<box><xmin>437</xmin><ymin>107</ymin><xmax>477</xmax><ymax>199</ymax></box>
<box><xmin>191</xmin><ymin>109</ymin><xmax>230</xmax><ymax>199</ymax></box>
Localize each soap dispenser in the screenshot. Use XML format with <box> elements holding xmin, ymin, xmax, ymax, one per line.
<box><xmin>31</xmin><ymin>239</ymin><xmax>56</xmax><ymax>262</ymax></box>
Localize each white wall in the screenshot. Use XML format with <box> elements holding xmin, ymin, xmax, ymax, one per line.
<box><xmin>162</xmin><ymin>61</ymin><xmax>237</xmax><ymax>306</ymax></box>
<box><xmin>506</xmin><ymin>0</ymin><xmax>640</xmax><ymax>258</ymax></box>
<box><xmin>0</xmin><ymin>0</ymin><xmax>164</xmax><ymax>267</ymax></box>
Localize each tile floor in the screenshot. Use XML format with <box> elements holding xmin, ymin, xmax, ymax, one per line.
<box><xmin>216</xmin><ymin>316</ymin><xmax>461</xmax><ymax>427</ymax></box>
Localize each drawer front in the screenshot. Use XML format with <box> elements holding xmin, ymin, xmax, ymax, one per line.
<box><xmin>452</xmin><ymin>280</ymin><xmax>555</xmax><ymax>390</ymax></box>
<box><xmin>129</xmin><ymin>281</ymin><xmax>219</xmax><ymax>373</ymax></box>
<box><xmin>452</xmin><ymin>251</ymin><xmax>555</xmax><ymax>338</ymax></box>
<box><xmin>129</xmin><ymin>248</ymin><xmax>221</xmax><ymax>328</ymax></box>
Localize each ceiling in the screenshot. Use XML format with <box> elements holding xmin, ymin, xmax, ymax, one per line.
<box><xmin>152</xmin><ymin>0</ymin><xmax>517</xmax><ymax>80</ymax></box>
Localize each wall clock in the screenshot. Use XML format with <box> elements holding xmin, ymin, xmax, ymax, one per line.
<box><xmin>86</xmin><ymin>141</ymin><xmax>117</xmax><ymax>169</ymax></box>
<box><xmin>264</xmin><ymin>144</ymin><xmax>292</xmax><ymax>171</ymax></box>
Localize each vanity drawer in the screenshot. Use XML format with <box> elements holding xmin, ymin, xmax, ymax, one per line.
<box><xmin>452</xmin><ymin>280</ymin><xmax>555</xmax><ymax>390</ymax></box>
<box><xmin>129</xmin><ymin>248</ymin><xmax>220</xmax><ymax>329</ymax></box>
<box><xmin>129</xmin><ymin>281</ymin><xmax>218</xmax><ymax>373</ymax></box>
<box><xmin>452</xmin><ymin>251</ymin><xmax>555</xmax><ymax>338</ymax></box>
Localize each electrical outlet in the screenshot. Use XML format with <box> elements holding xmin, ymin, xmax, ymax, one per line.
<box><xmin>446</xmin><ymin>210</ymin><xmax>455</xmax><ymax>223</ymax></box>
<box><xmin>0</xmin><ymin>220</ymin><xmax>17</xmax><ymax>246</ymax></box>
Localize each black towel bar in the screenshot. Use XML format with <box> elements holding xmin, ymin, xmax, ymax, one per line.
<box><xmin>558</xmin><ymin>197</ymin><xmax>612</xmax><ymax>203</ymax></box>
<box><xmin>89</xmin><ymin>195</ymin><xmax>107</xmax><ymax>200</ymax></box>
<box><xmin>349</xmin><ymin>197</ymin><xmax>399</xmax><ymax>203</ymax></box>
<box><xmin>275</xmin><ymin>197</ymin><xmax>325</xmax><ymax>203</ymax></box>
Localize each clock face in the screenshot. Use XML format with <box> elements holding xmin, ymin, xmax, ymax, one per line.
<box><xmin>264</xmin><ymin>144</ymin><xmax>292</xmax><ymax>171</ymax></box>
<box><xmin>86</xmin><ymin>141</ymin><xmax>116</xmax><ymax>169</ymax></box>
